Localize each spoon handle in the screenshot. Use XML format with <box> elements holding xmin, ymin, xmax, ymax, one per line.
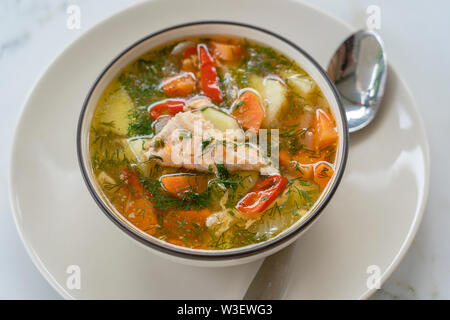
<box><xmin>243</xmin><ymin>243</ymin><xmax>297</xmax><ymax>300</ymax></box>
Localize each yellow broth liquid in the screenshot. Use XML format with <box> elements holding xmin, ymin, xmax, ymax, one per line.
<box><xmin>89</xmin><ymin>37</ymin><xmax>338</xmax><ymax>249</ymax></box>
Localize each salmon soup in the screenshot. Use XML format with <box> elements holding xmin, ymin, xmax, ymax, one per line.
<box><xmin>89</xmin><ymin>36</ymin><xmax>339</xmax><ymax>249</ymax></box>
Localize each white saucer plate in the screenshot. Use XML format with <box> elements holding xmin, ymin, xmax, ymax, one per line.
<box><xmin>9</xmin><ymin>0</ymin><xmax>429</xmax><ymax>299</ymax></box>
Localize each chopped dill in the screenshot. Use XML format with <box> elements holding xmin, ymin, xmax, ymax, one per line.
<box><xmin>153</xmin><ymin>137</ymin><xmax>165</xmax><ymax>148</ymax></box>
<box><xmin>201</xmin><ymin>137</ymin><xmax>215</xmax><ymax>151</ymax></box>
<box><xmin>139</xmin><ymin>175</ymin><xmax>211</xmax><ymax>211</ymax></box>
<box><xmin>127</xmin><ymin>107</ymin><xmax>153</xmax><ymax>137</ymax></box>
<box><xmin>234</xmin><ymin>101</ymin><xmax>245</xmax><ymax>111</ymax></box>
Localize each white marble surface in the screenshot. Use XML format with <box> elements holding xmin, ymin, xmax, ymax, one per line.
<box><xmin>1</xmin><ymin>0</ymin><xmax>448</xmax><ymax>299</ymax></box>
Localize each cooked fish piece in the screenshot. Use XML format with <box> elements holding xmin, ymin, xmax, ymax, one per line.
<box><xmin>142</xmin><ymin>111</ymin><xmax>278</xmax><ymax>175</ymax></box>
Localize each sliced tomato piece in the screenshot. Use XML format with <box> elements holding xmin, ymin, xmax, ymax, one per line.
<box><xmin>236</xmin><ymin>175</ymin><xmax>288</xmax><ymax>217</ymax></box>
<box><xmin>198</xmin><ymin>44</ymin><xmax>222</xmax><ymax>102</ymax></box>
<box><xmin>149</xmin><ymin>100</ymin><xmax>185</xmax><ymax>120</ymax></box>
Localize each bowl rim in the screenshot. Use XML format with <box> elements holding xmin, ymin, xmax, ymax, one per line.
<box><xmin>76</xmin><ymin>20</ymin><xmax>349</xmax><ymax>261</ymax></box>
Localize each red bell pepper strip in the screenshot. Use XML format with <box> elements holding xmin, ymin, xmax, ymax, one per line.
<box><xmin>149</xmin><ymin>100</ymin><xmax>185</xmax><ymax>120</ymax></box>
<box><xmin>198</xmin><ymin>44</ymin><xmax>223</xmax><ymax>102</ymax></box>
<box><xmin>236</xmin><ymin>175</ymin><xmax>288</xmax><ymax>216</ymax></box>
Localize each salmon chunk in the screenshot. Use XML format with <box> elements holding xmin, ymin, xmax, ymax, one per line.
<box><xmin>142</xmin><ymin>111</ymin><xmax>278</xmax><ymax>175</ymax></box>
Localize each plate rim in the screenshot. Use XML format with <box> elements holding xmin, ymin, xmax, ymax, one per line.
<box><xmin>358</xmin><ymin>65</ymin><xmax>430</xmax><ymax>299</ymax></box>
<box><xmin>8</xmin><ymin>0</ymin><xmax>430</xmax><ymax>300</ymax></box>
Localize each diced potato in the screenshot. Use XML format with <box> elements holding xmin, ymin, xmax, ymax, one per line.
<box><xmin>262</xmin><ymin>79</ymin><xmax>287</xmax><ymax>127</ymax></box>
<box><xmin>127</xmin><ymin>138</ymin><xmax>149</xmax><ymax>162</ymax></box>
<box><xmin>99</xmin><ymin>87</ymin><xmax>133</xmax><ymax>135</ymax></box>
<box><xmin>249</xmin><ymin>74</ymin><xmax>287</xmax><ymax>128</ymax></box>
<box><xmin>201</xmin><ymin>107</ymin><xmax>241</xmax><ymax>131</ymax></box>
<box><xmin>282</xmin><ymin>71</ymin><xmax>316</xmax><ymax>99</ymax></box>
<box><xmin>289</xmin><ymin>77</ymin><xmax>316</xmax><ymax>98</ymax></box>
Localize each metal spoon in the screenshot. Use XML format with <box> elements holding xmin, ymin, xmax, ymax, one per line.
<box><xmin>327</xmin><ymin>29</ymin><xmax>387</xmax><ymax>132</ymax></box>
<box><xmin>243</xmin><ymin>30</ymin><xmax>387</xmax><ymax>300</ymax></box>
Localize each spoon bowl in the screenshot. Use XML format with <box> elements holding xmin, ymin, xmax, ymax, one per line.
<box><xmin>327</xmin><ymin>30</ymin><xmax>387</xmax><ymax>132</ymax></box>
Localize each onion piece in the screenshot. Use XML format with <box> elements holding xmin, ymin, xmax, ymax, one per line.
<box><xmin>171</xmin><ymin>41</ymin><xmax>196</xmax><ymax>55</ymax></box>
<box><xmin>152</xmin><ymin>115</ymin><xmax>171</xmax><ymax>134</ymax></box>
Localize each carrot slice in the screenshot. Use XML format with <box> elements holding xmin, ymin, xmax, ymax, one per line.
<box><xmin>164</xmin><ymin>208</ymin><xmax>211</xmax><ymax>229</ymax></box>
<box><xmin>314</xmin><ymin>162</ymin><xmax>334</xmax><ymax>189</ymax></box>
<box><xmin>162</xmin><ymin>73</ymin><xmax>196</xmax><ymax>97</ymax></box>
<box><xmin>279</xmin><ymin>149</ymin><xmax>313</xmax><ymax>179</ymax></box>
<box><xmin>121</xmin><ymin>168</ymin><xmax>144</xmax><ymax>196</ymax></box>
<box><xmin>232</xmin><ymin>91</ymin><xmax>264</xmax><ymax>131</ymax></box>
<box><xmin>160</xmin><ymin>174</ymin><xmax>208</xmax><ymax>198</ymax></box>
<box><xmin>120</xmin><ymin>169</ymin><xmax>158</xmax><ymax>234</ymax></box>
<box><xmin>210</xmin><ymin>41</ymin><xmax>243</xmax><ymax>61</ymax></box>
<box><xmin>163</xmin><ymin>208</ymin><xmax>210</xmax><ymax>247</ymax></box>
<box><xmin>124</xmin><ymin>198</ymin><xmax>158</xmax><ymax>234</ymax></box>
<box><xmin>315</xmin><ymin>109</ymin><xmax>338</xmax><ymax>148</ymax></box>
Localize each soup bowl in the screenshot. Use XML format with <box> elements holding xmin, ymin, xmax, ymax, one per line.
<box><xmin>77</xmin><ymin>21</ymin><xmax>348</xmax><ymax>267</ymax></box>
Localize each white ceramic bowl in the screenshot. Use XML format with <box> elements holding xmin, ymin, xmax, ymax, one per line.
<box><xmin>77</xmin><ymin>21</ymin><xmax>348</xmax><ymax>267</ymax></box>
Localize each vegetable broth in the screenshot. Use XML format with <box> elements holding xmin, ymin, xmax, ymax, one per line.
<box><xmin>89</xmin><ymin>36</ymin><xmax>338</xmax><ymax>249</ymax></box>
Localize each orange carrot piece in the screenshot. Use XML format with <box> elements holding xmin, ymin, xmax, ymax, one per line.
<box><xmin>162</xmin><ymin>73</ymin><xmax>196</xmax><ymax>97</ymax></box>
<box><xmin>315</xmin><ymin>109</ymin><xmax>338</xmax><ymax>148</ymax></box>
<box><xmin>120</xmin><ymin>169</ymin><xmax>158</xmax><ymax>234</ymax></box>
<box><xmin>232</xmin><ymin>91</ymin><xmax>265</xmax><ymax>131</ymax></box>
<box><xmin>210</xmin><ymin>41</ymin><xmax>243</xmax><ymax>61</ymax></box>
<box><xmin>314</xmin><ymin>162</ymin><xmax>334</xmax><ymax>189</ymax></box>
<box><xmin>160</xmin><ymin>174</ymin><xmax>208</xmax><ymax>198</ymax></box>
<box><xmin>124</xmin><ymin>197</ymin><xmax>158</xmax><ymax>234</ymax></box>
<box><xmin>164</xmin><ymin>208</ymin><xmax>211</xmax><ymax>229</ymax></box>
<box><xmin>279</xmin><ymin>149</ymin><xmax>314</xmax><ymax>179</ymax></box>
<box><xmin>121</xmin><ymin>168</ymin><xmax>144</xmax><ymax>196</ymax></box>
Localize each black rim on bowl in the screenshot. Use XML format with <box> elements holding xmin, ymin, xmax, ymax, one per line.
<box><xmin>77</xmin><ymin>21</ymin><xmax>349</xmax><ymax>261</ymax></box>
